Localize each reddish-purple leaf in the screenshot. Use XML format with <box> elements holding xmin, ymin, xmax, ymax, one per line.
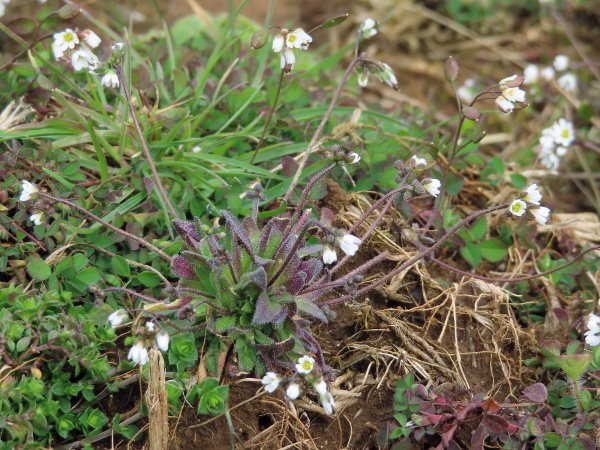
<box><xmin>522</xmin><ymin>383</ymin><xmax>548</xmax><ymax>403</ymax></box>
<box><xmin>172</xmin><ymin>255</ymin><xmax>196</xmax><ymax>280</ymax></box>
<box><xmin>481</xmin><ymin>414</ymin><xmax>510</xmax><ymax>434</ymax></box>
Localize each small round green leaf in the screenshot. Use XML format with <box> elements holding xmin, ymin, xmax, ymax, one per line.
<box><xmin>138</xmin><ymin>271</ymin><xmax>161</xmax><ymax>288</ymax></box>
<box><xmin>27</xmin><ymin>257</ymin><xmax>51</xmax><ymax>280</ymax></box>
<box><xmin>480</xmin><ymin>239</ymin><xmax>508</xmax><ymax>263</ymax></box>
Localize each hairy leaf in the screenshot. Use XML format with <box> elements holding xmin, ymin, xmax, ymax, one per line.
<box><xmin>252</xmin><ymin>292</ymin><xmax>284</xmax><ymax>326</ymax></box>
<box><xmin>172</xmin><ymin>255</ymin><xmax>196</xmax><ymax>280</ymax></box>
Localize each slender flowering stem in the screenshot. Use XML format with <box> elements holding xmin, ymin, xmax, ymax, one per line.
<box><xmin>39</xmin><ymin>192</ymin><xmax>172</xmax><ymax>261</ymax></box>
<box><xmin>115</xmin><ymin>65</ymin><xmax>179</xmax><ymax>219</ymax></box>
<box><xmin>250</xmin><ymin>69</ymin><xmax>285</xmax><ymax>164</ymax></box>
<box><xmin>284</xmin><ymin>58</ymin><xmax>361</xmax><ymax>202</ymax></box>
<box><xmin>98</xmin><ymin>287</ymin><xmax>162</xmax><ymax>303</ymax></box>
<box><xmin>319</xmin><ymin>203</ymin><xmax>510</xmax><ymax>306</ymax></box>
<box><xmin>433</xmin><ymin>246</ymin><xmax>600</xmax><ymax>285</ymax></box>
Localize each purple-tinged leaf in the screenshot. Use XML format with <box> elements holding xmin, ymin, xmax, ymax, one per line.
<box><xmin>242</xmin><ymin>216</ymin><xmax>260</xmax><ymax>240</ymax></box>
<box><xmin>539</xmin><ymin>340</ymin><xmax>561</xmax><ymax>357</ymax></box>
<box><xmin>470</xmin><ymin>427</ymin><xmax>487</xmax><ymax>450</ymax></box>
<box><xmin>320</xmin><ymin>207</ymin><xmax>335</xmax><ymax>228</ymax></box>
<box><xmin>248</xmin><ymin>267</ymin><xmax>267</xmax><ymax>291</ymax></box>
<box><xmin>143</xmin><ymin>177</ymin><xmax>154</xmax><ymax>193</ymax></box>
<box><xmin>481</xmin><ymin>414</ymin><xmax>510</xmax><ymax>434</ymax></box>
<box><xmin>272</xmin><ymin>305</ymin><xmax>289</xmax><ymax>325</ymax></box>
<box><xmin>287</xmin><ymin>272</ymin><xmax>307</xmax><ymax>295</ymax></box>
<box><xmin>552</xmin><ymin>307</ymin><xmax>569</xmax><ymax>328</ymax></box>
<box><xmin>252</xmin><ymin>292</ymin><xmax>284</xmax><ymax>326</ymax></box>
<box><xmin>172</xmin><ymin>255</ymin><xmax>196</xmax><ymax>280</ymax></box>
<box><xmin>296</xmin><ymin>297</ymin><xmax>328</xmax><ymax>323</ymax></box>
<box><xmin>221</xmin><ymin>210</ymin><xmax>254</xmax><ymax>261</ymax></box>
<box><xmin>565</xmin><ymin>340</ymin><xmax>584</xmax><ymax>355</ymax></box>
<box><xmin>522</xmin><ymin>383</ymin><xmax>547</xmax><ymax>403</ymax></box>
<box><xmin>527</xmin><ymin>417</ymin><xmax>544</xmax><ymax>437</ymax></box>
<box><xmin>281</xmin><ymin>155</ymin><xmax>299</xmax><ymax>178</ymax></box>
<box><xmin>173</xmin><ymin>219</ymin><xmax>199</xmax><ymax>247</ymax></box>
<box><xmin>255</xmin><ymin>256</ymin><xmax>273</xmax><ymax>266</ymax></box>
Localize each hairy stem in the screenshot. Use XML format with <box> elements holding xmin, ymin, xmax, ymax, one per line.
<box><xmin>319</xmin><ymin>202</ymin><xmax>510</xmax><ymax>306</ymax></box>
<box><xmin>40</xmin><ymin>192</ymin><xmax>172</xmax><ymax>261</ymax></box>
<box><xmin>284</xmin><ymin>58</ymin><xmax>360</xmax><ymax>202</ymax></box>
<box><xmin>250</xmin><ymin>68</ymin><xmax>285</xmax><ymax>164</ymax></box>
<box><xmin>115</xmin><ymin>65</ymin><xmax>179</xmax><ymax>219</ymax></box>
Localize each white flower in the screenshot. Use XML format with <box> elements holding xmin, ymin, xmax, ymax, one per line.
<box><xmin>406</xmin><ymin>421</ymin><xmax>414</xmax><ymax>427</ymax></box>
<box><xmin>262</xmin><ymin>372</ymin><xmax>282</xmax><ymax>393</ymax></box>
<box><xmin>286</xmin><ymin>383</ymin><xmax>301</xmax><ymax>400</ymax></box>
<box><xmin>553</xmin><ymin>55</ymin><xmax>569</xmax><ymax>71</ymax></box>
<box><xmin>411</xmin><ymin>155</ymin><xmax>427</xmax><ymax>169</ymax></box>
<box><xmin>53</xmin><ymin>29</ymin><xmax>79</xmax><ymax>53</ymax></box>
<box><xmin>280</xmin><ymin>48</ymin><xmax>295</xmax><ymax>70</ymax></box>
<box><xmin>296</xmin><ymin>355</ymin><xmax>315</xmax><ymax>374</ymax></box>
<box><xmin>82</xmin><ymin>30</ymin><xmax>101</xmax><ymax>48</ymax></box>
<box><xmin>107</xmin><ymin>309</ymin><xmax>128</xmax><ymax>328</ymax></box>
<box><xmin>128</xmin><ymin>341</ymin><xmax>149</xmax><ymax>365</ymax></box>
<box><xmin>495</xmin><ymin>95</ymin><xmax>514</xmax><ymax>114</ymax></box>
<box><xmin>52</xmin><ymin>41</ymin><xmax>65</xmax><ymax>60</ymax></box>
<box><xmin>287</xmin><ymin>28</ymin><xmax>312</xmax><ymax>50</ymax></box>
<box><xmin>112</xmin><ymin>42</ymin><xmax>125</xmax><ymax>52</ymax></box>
<box><xmin>522</xmin><ymin>184</ymin><xmax>542</xmax><ymax>205</ymax></box>
<box><xmin>423</xmin><ymin>178</ymin><xmax>441</xmax><ymax>197</ymax></box>
<box><xmin>457</xmin><ymin>78</ymin><xmax>477</xmax><ymax>103</ymax></box>
<box><xmin>156</xmin><ymin>332</ymin><xmax>170</xmax><ymax>351</ymax></box>
<box><xmin>101</xmin><ymin>70</ymin><xmax>119</xmax><ymax>88</ymax></box>
<box><xmin>539</xmin><ymin>150</ymin><xmax>560</xmax><ymax>170</ymax></box>
<box><xmin>551</xmin><ymin>119</ymin><xmax>575</xmax><ymax>147</ymax></box>
<box><xmin>358</xmin><ymin>73</ymin><xmax>369</xmax><ymax>87</ymax></box>
<box><xmin>509</xmin><ymin>199</ymin><xmax>527</xmax><ymax>217</ymax></box>
<box><xmin>337</xmin><ymin>234</ymin><xmax>361</xmax><ymax>257</ymax></box>
<box><xmin>145</xmin><ymin>321</ymin><xmax>156</xmax><ymax>333</ymax></box>
<box><xmin>314</xmin><ymin>379</ymin><xmax>328</xmax><ymax>396</ymax></box>
<box><xmin>376</xmin><ymin>62</ymin><xmax>398</xmax><ymax>89</ymax></box>
<box><xmin>540</xmin><ymin>67</ymin><xmax>555</xmax><ymax>81</ymax></box>
<box><xmin>502</xmin><ymin>87</ymin><xmax>526</xmax><ymax>103</ymax></box>
<box><xmin>556</xmin><ymin>146</ymin><xmax>568</xmax><ymax>157</ymax></box>
<box><xmin>320</xmin><ymin>392</ymin><xmax>335</xmax><ymax>415</ymax></box>
<box><xmin>524</xmin><ymin>65</ymin><xmax>539</xmax><ymax>84</ymax></box>
<box><xmin>29</xmin><ymin>212</ymin><xmax>44</xmax><ymax>225</ymax></box>
<box><xmin>557</xmin><ymin>73</ymin><xmax>577</xmax><ymax>93</ymax></box>
<box><xmin>71</xmin><ymin>48</ymin><xmax>98</xmax><ymax>71</ymax></box>
<box><xmin>20</xmin><ymin>180</ymin><xmax>39</xmax><ymax>201</ymax></box>
<box><xmin>584</xmin><ymin>314</ymin><xmax>600</xmax><ymax>347</ymax></box>
<box><xmin>272</xmin><ymin>35</ymin><xmax>284</xmax><ymax>53</ymax></box>
<box><xmin>347</xmin><ymin>151</ymin><xmax>361</xmax><ymax>165</ymax></box>
<box><xmin>322</xmin><ymin>244</ymin><xmax>337</xmax><ymax>264</ymax></box>
<box><xmin>530</xmin><ymin>206</ymin><xmax>550</xmax><ymax>225</ymax></box>
<box><xmin>499</xmin><ymin>74</ymin><xmax>517</xmax><ymax>90</ymax></box>
<box><xmin>359</xmin><ymin>18</ymin><xmax>378</xmax><ymax>38</ymax></box>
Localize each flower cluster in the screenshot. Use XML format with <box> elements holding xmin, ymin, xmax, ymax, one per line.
<box><xmin>322</xmin><ymin>231</ymin><xmax>362</xmax><ymax>264</ymax></box>
<box><xmin>537</xmin><ymin>118</ymin><xmax>575</xmax><ymax>170</ymax></box>
<box><xmin>107</xmin><ymin>316</ymin><xmax>171</xmax><ymax>366</ymax></box>
<box><xmin>53</xmin><ymin>28</ymin><xmax>101</xmax><ymax>71</ymax></box>
<box><xmin>358</xmin><ymin>61</ymin><xmax>398</xmax><ymax>89</ymax></box>
<box><xmin>524</xmin><ymin>54</ymin><xmax>577</xmax><ymax>93</ymax></box>
<box><xmin>358</xmin><ymin>18</ymin><xmax>378</xmax><ymax>39</ymax></box>
<box><xmin>18</xmin><ymin>181</ymin><xmax>45</xmax><ymax>225</ymax></box>
<box><xmin>584</xmin><ymin>314</ymin><xmax>600</xmax><ymax>347</ymax></box>
<box><xmin>495</xmin><ymin>75</ymin><xmax>527</xmax><ymax>114</ymax></box>
<box><xmin>261</xmin><ymin>355</ymin><xmax>335</xmax><ymax>415</ymax></box>
<box><xmin>507</xmin><ymin>184</ymin><xmax>550</xmax><ymax>225</ymax></box>
<box><xmin>272</xmin><ymin>28</ymin><xmax>312</xmax><ymax>72</ymax></box>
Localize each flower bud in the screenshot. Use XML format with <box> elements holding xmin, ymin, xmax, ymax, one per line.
<box><xmin>251</xmin><ymin>28</ymin><xmax>269</xmax><ymax>49</ymax></box>
<box><xmin>444</xmin><ymin>57</ymin><xmax>459</xmax><ymax>84</ymax></box>
<box><xmin>346</xmin><ymin>151</ymin><xmax>361</xmax><ymax>165</ymax></box>
<box><xmin>462</xmin><ymin>105</ymin><xmax>480</xmax><ymax>121</ymax></box>
<box><xmin>58</xmin><ymin>4</ymin><xmax>81</xmax><ymax>19</ymax></box>
<box><xmin>321</xmin><ymin>13</ymin><xmax>349</xmax><ymax>29</ymax></box>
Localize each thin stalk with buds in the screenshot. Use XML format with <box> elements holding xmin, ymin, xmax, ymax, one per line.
<box><xmin>39</xmin><ymin>192</ymin><xmax>172</xmax><ymax>261</ymax></box>
<box><xmin>115</xmin><ymin>65</ymin><xmax>179</xmax><ymax>220</ymax></box>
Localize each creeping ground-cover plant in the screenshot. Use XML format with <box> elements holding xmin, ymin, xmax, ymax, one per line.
<box><xmin>1</xmin><ymin>0</ymin><xmax>600</xmax><ymax>448</ymax></box>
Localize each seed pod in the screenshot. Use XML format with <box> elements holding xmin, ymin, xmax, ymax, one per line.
<box><xmin>58</xmin><ymin>4</ymin><xmax>81</xmax><ymax>19</ymax></box>
<box><xmin>444</xmin><ymin>56</ymin><xmax>459</xmax><ymax>84</ymax></box>
<box><xmin>462</xmin><ymin>105</ymin><xmax>480</xmax><ymax>121</ymax></box>
<box><xmin>251</xmin><ymin>28</ymin><xmax>269</xmax><ymax>49</ymax></box>
<box><xmin>322</xmin><ymin>13</ymin><xmax>349</xmax><ymax>29</ymax></box>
